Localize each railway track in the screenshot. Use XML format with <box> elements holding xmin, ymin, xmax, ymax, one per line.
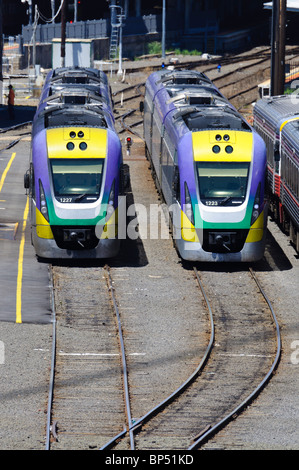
<box><xmin>44</xmin><ymin>49</ymin><xmax>284</xmax><ymax>450</ymax></box>
<box><xmin>97</xmin><ymin>265</ymin><xmax>280</xmax><ymax>450</ymax></box>
<box><xmin>46</xmin><ymin>264</ymin><xmax>126</xmax><ymax>450</ymax></box>
<box><xmin>189</xmin><ymin>266</ymin><xmax>281</xmax><ymax>450</ymax></box>
<box><xmin>112</xmin><ymin>45</ymin><xmax>299</xmax><ymax>121</ymax></box>
<box><xmin>119</xmin><ymin>46</ymin><xmax>274</xmax><ymax>76</ymax></box>
<box><xmin>45</xmin><ymin>261</ymin><xmax>280</xmax><ymax>450</ymax></box>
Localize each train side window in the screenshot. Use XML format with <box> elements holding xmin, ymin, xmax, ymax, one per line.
<box><xmin>296</xmin><ymin>162</ymin><xmax>299</xmax><ymax>198</ymax></box>
<box><xmin>30</xmin><ymin>163</ymin><xmax>35</xmax><ymax>200</ymax></box>
<box><xmin>172</xmin><ymin>166</ymin><xmax>180</xmax><ymax>203</ymax></box>
<box><xmin>274</xmin><ymin>142</ymin><xmax>280</xmax><ymax>162</ymax></box>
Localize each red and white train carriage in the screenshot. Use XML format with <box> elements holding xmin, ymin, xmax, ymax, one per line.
<box><xmin>253</xmin><ymin>94</ymin><xmax>299</xmax><ymax>252</ymax></box>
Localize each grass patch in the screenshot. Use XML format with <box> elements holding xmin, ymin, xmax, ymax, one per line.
<box><xmin>145</xmin><ymin>42</ymin><xmax>202</xmax><ymax>57</ymax></box>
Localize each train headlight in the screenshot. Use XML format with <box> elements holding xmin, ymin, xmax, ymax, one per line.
<box><xmin>66</xmin><ymin>142</ymin><xmax>75</xmax><ymax>150</ymax></box>
<box><xmin>39</xmin><ymin>180</ymin><xmax>49</xmax><ymax>222</ymax></box>
<box><xmin>225</xmin><ymin>145</ymin><xmax>233</xmax><ymax>154</ymax></box>
<box><xmin>184</xmin><ymin>182</ymin><xmax>195</xmax><ymax>226</ymax></box>
<box><xmin>251</xmin><ymin>183</ymin><xmax>261</xmax><ymax>225</ymax></box>
<box><xmin>107</xmin><ymin>180</ymin><xmax>115</xmax><ymax>218</ymax></box>
<box><xmin>212</xmin><ymin>145</ymin><xmax>221</xmax><ymax>154</ymax></box>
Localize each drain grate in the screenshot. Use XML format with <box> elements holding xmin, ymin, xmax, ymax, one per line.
<box><xmin>0</xmin><ymin>223</ymin><xmax>19</xmax><ymax>240</ymax></box>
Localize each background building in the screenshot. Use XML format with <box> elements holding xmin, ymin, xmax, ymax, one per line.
<box><xmin>1</xmin><ymin>0</ymin><xmax>298</xmax><ymax>64</ymax></box>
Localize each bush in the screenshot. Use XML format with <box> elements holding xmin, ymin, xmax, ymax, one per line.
<box><xmin>147</xmin><ymin>41</ymin><xmax>162</xmax><ymax>55</ymax></box>
<box><xmin>144</xmin><ymin>42</ymin><xmax>202</xmax><ymax>57</ymax></box>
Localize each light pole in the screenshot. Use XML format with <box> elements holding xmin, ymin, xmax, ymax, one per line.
<box><xmin>61</xmin><ymin>0</ymin><xmax>67</xmax><ymax>67</ymax></box>
<box><xmin>117</xmin><ymin>7</ymin><xmax>124</xmax><ymax>76</ymax></box>
<box><xmin>51</xmin><ymin>0</ymin><xmax>55</xmax><ymax>23</ymax></box>
<box><xmin>162</xmin><ymin>0</ymin><xmax>166</xmax><ymax>59</ymax></box>
<box><xmin>109</xmin><ymin>2</ymin><xmax>125</xmax><ymax>76</ymax></box>
<box><xmin>21</xmin><ymin>0</ymin><xmax>33</xmax><ymax>25</ymax></box>
<box><xmin>74</xmin><ymin>0</ymin><xmax>77</xmax><ymax>22</ymax></box>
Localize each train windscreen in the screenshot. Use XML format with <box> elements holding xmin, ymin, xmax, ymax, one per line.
<box><xmin>50</xmin><ymin>158</ymin><xmax>104</xmax><ymax>203</ymax></box>
<box><xmin>196</xmin><ymin>161</ymin><xmax>250</xmax><ymax>206</ymax></box>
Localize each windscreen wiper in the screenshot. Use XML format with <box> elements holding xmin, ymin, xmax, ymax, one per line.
<box><xmin>219</xmin><ymin>196</ymin><xmax>233</xmax><ymax>206</ymax></box>
<box><xmin>74</xmin><ymin>194</ymin><xmax>98</xmax><ymax>203</ymax></box>
<box><xmin>74</xmin><ymin>193</ymin><xmax>88</xmax><ymax>202</ymax></box>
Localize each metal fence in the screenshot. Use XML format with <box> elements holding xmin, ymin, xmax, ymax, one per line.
<box><xmin>21</xmin><ymin>15</ymin><xmax>162</xmax><ymax>44</ymax></box>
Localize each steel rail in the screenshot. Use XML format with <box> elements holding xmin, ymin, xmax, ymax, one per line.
<box><xmin>100</xmin><ymin>266</ymin><xmax>215</xmax><ymax>449</ymax></box>
<box><xmin>116</xmin><ymin>49</ymin><xmax>274</xmax><ymax>76</ymax></box>
<box><xmin>118</xmin><ymin>109</ymin><xmax>145</xmax><ymax>141</ymax></box>
<box><xmin>0</xmin><ymin>121</ymin><xmax>32</xmax><ymax>134</ymax></box>
<box><xmin>46</xmin><ymin>265</ymin><xmax>132</xmax><ymax>450</ymax></box>
<box><xmin>189</xmin><ymin>267</ymin><xmax>281</xmax><ymax>450</ymax></box>
<box><xmin>45</xmin><ymin>266</ymin><xmax>57</xmax><ymax>450</ymax></box>
<box><xmin>129</xmin><ymin>267</ymin><xmax>214</xmax><ymax>433</ymax></box>
<box><xmin>104</xmin><ymin>265</ymin><xmax>135</xmax><ymax>450</ymax></box>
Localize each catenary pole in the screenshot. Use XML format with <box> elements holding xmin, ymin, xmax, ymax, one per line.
<box><xmin>162</xmin><ymin>0</ymin><xmax>166</xmax><ymax>59</ymax></box>
<box><xmin>61</xmin><ymin>0</ymin><xmax>67</xmax><ymax>67</ymax></box>
<box><xmin>270</xmin><ymin>0</ymin><xmax>286</xmax><ymax>96</ymax></box>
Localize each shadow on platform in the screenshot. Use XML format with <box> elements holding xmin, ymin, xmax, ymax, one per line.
<box><xmin>0</xmin><ymin>104</ymin><xmax>36</xmax><ymax>130</ymax></box>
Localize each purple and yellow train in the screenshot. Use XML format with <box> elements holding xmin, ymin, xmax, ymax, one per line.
<box><xmin>24</xmin><ymin>67</ymin><xmax>123</xmax><ymax>259</ymax></box>
<box><xmin>143</xmin><ymin>70</ymin><xmax>268</xmax><ymax>262</ymax></box>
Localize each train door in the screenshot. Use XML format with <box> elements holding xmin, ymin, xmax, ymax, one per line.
<box><xmin>24</xmin><ymin>162</ymin><xmax>36</xmax><ymax>241</ymax></box>
<box><xmin>143</xmin><ymin>90</ymin><xmax>153</xmax><ymax>156</ymax></box>
<box><xmin>274</xmin><ymin>138</ymin><xmax>281</xmax><ymax>198</ymax></box>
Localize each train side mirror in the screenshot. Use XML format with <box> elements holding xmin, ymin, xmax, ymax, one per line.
<box><xmin>139</xmin><ymin>101</ymin><xmax>144</xmax><ymax>113</ymax></box>
<box><xmin>24</xmin><ymin>170</ymin><xmax>30</xmax><ymax>189</ymax></box>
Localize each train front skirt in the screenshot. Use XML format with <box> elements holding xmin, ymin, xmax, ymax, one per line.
<box><xmin>173</xmin><ymin>208</ymin><xmax>267</xmax><ymax>262</ymax></box>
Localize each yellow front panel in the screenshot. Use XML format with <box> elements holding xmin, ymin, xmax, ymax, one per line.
<box><xmin>181</xmin><ymin>210</ymin><xmax>199</xmax><ymax>242</ymax></box>
<box><xmin>99</xmin><ymin>208</ymin><xmax>118</xmax><ymax>239</ymax></box>
<box><xmin>46</xmin><ymin>127</ymin><xmax>107</xmax><ymax>159</ymax></box>
<box><xmin>35</xmin><ymin>207</ymin><xmax>54</xmax><ymax>239</ymax></box>
<box><xmin>192</xmin><ymin>130</ymin><xmax>253</xmax><ymax>162</ymax></box>
<box><xmin>245</xmin><ymin>211</ymin><xmax>264</xmax><ymax>243</ymax></box>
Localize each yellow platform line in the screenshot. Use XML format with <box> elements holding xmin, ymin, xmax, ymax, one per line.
<box><xmin>16</xmin><ymin>197</ymin><xmax>29</xmax><ymax>324</ymax></box>
<box><xmin>0</xmin><ymin>152</ymin><xmax>16</xmax><ymax>193</ymax></box>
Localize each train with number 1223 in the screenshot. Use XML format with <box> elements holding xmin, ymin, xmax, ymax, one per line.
<box><xmin>142</xmin><ymin>69</ymin><xmax>268</xmax><ymax>262</ymax></box>
<box><xmin>24</xmin><ymin>67</ymin><xmax>123</xmax><ymax>260</ymax></box>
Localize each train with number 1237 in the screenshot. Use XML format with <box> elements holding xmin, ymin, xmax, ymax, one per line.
<box><xmin>24</xmin><ymin>67</ymin><xmax>123</xmax><ymax>260</ymax></box>
<box><xmin>142</xmin><ymin>69</ymin><xmax>268</xmax><ymax>262</ymax></box>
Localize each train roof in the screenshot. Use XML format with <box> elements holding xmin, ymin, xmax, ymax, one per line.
<box><xmin>42</xmin><ymin>66</ymin><xmax>110</xmax><ymax>104</ymax></box>
<box><xmin>48</xmin><ymin>83</ymin><xmax>105</xmax><ymax>97</ymax></box>
<box><xmin>41</xmin><ymin>67</ymin><xmax>110</xmax><ymax>105</ymax></box>
<box><xmin>41</xmin><ymin>88</ymin><xmax>107</xmax><ymax>107</ymax></box>
<box><xmin>155</xmin><ymin>69</ymin><xmax>213</xmax><ymax>86</ymax></box>
<box><xmin>35</xmin><ymin>104</ymin><xmax>109</xmax><ymax>131</ymax></box>
<box><xmin>281</xmin><ymin>118</ymin><xmax>299</xmax><ymax>150</ymax></box>
<box><xmin>175</xmin><ymin>105</ymin><xmax>251</xmax><ymax>132</ymax></box>
<box><xmin>33</xmin><ymin>66</ymin><xmax>115</xmax><ymax>136</ymax></box>
<box><xmin>146</xmin><ymin>69</ymin><xmax>251</xmax><ymax>133</ymax></box>
<box><xmin>48</xmin><ymin>66</ymin><xmax>108</xmax><ymax>85</ymax></box>
<box><xmin>254</xmin><ymin>95</ymin><xmax>299</xmax><ymax>131</ymax></box>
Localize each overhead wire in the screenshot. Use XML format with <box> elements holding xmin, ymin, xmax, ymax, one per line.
<box><xmin>37</xmin><ymin>0</ymin><xmax>64</xmax><ymax>24</ymax></box>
